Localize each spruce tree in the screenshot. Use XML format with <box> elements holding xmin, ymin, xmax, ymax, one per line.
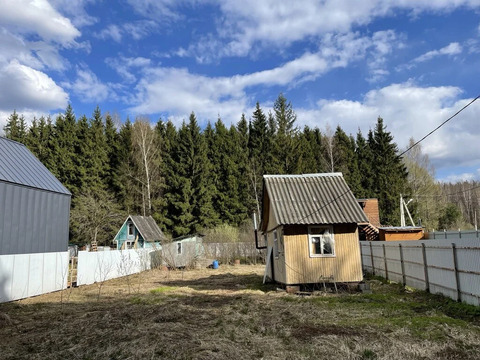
<box><xmin>356</xmin><ymin>130</ymin><xmax>374</xmax><ymax>198</ymax></box>
<box><xmin>273</xmin><ymin>93</ymin><xmax>298</xmax><ymax>173</ymax></box>
<box><xmin>333</xmin><ymin>126</ymin><xmax>362</xmax><ymax>196</ymax></box>
<box><xmin>369</xmin><ymin>117</ymin><xmax>409</xmax><ymax>225</ymax></box>
<box><xmin>4</xmin><ymin>110</ymin><xmax>27</xmax><ymax>143</ymax></box>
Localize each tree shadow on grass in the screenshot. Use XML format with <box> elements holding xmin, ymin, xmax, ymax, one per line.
<box><xmin>156</xmin><ymin>272</ymin><xmax>277</xmax><ymax>292</ymax></box>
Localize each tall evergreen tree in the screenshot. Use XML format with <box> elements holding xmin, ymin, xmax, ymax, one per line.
<box><xmin>333</xmin><ymin>126</ymin><xmax>362</xmax><ymax>196</ymax></box>
<box><xmin>355</xmin><ymin>129</ymin><xmax>375</xmax><ymax>198</ymax></box>
<box><xmin>3</xmin><ymin>110</ymin><xmax>27</xmax><ymax>143</ymax></box>
<box><xmin>369</xmin><ymin>117</ymin><xmax>409</xmax><ymax>225</ymax></box>
<box><xmin>273</xmin><ymin>93</ymin><xmax>298</xmax><ymax>173</ymax></box>
<box><xmin>52</xmin><ymin>105</ymin><xmax>79</xmax><ymax>194</ymax></box>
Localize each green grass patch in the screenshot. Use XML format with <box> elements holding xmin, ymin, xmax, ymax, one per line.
<box><xmin>150</xmin><ymin>286</ymin><xmax>177</xmax><ymax>294</ymax></box>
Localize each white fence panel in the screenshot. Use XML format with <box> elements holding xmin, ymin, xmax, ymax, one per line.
<box><xmin>76</xmin><ymin>249</ymin><xmax>153</xmax><ymax>286</ymax></box>
<box><xmin>0</xmin><ymin>252</ymin><xmax>69</xmax><ymax>303</ymax></box>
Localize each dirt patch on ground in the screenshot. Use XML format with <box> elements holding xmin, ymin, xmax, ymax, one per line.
<box><xmin>0</xmin><ymin>265</ymin><xmax>479</xmax><ymax>360</ymax></box>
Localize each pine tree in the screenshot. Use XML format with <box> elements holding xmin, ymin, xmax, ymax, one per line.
<box><xmin>355</xmin><ymin>129</ymin><xmax>374</xmax><ymax>198</ymax></box>
<box><xmin>248</xmin><ymin>102</ymin><xmax>270</xmax><ymax>216</ymax></box>
<box><xmin>4</xmin><ymin>110</ymin><xmax>27</xmax><ymax>143</ymax></box>
<box><xmin>52</xmin><ymin>105</ymin><xmax>79</xmax><ymax>195</ymax></box>
<box><xmin>369</xmin><ymin>117</ymin><xmax>409</xmax><ymax>225</ymax></box>
<box><xmin>333</xmin><ymin>126</ymin><xmax>362</xmax><ymax>196</ymax></box>
<box><xmin>104</xmin><ymin>113</ymin><xmax>121</xmax><ymax>194</ymax></box>
<box><xmin>273</xmin><ymin>93</ymin><xmax>298</xmax><ymax>173</ymax></box>
<box><xmin>115</xmin><ymin>118</ymin><xmax>137</xmax><ymax>215</ymax></box>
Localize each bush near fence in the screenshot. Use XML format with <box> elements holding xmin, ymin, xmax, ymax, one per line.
<box><xmin>360</xmin><ymin>239</ymin><xmax>480</xmax><ymax>306</ymax></box>
<box><xmin>204</xmin><ymin>242</ymin><xmax>265</xmax><ymax>265</ymax></box>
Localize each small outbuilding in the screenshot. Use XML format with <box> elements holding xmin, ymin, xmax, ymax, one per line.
<box><xmin>113</xmin><ymin>215</ymin><xmax>167</xmax><ymax>250</ymax></box>
<box><xmin>260</xmin><ymin>173</ymin><xmax>368</xmax><ymax>286</ymax></box>
<box><xmin>161</xmin><ymin>234</ymin><xmax>206</xmax><ymax>268</ymax></box>
<box><xmin>378</xmin><ymin>226</ymin><xmax>424</xmax><ymax>241</ymax></box>
<box><xmin>0</xmin><ymin>137</ymin><xmax>71</xmax><ymax>255</ymax></box>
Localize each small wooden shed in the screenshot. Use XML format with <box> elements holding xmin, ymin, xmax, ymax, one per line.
<box><xmin>378</xmin><ymin>226</ymin><xmax>424</xmax><ymax>241</ymax></box>
<box><xmin>260</xmin><ymin>173</ymin><xmax>368</xmax><ymax>285</ymax></box>
<box><xmin>161</xmin><ymin>234</ymin><xmax>206</xmax><ymax>268</ymax></box>
<box><xmin>113</xmin><ymin>215</ymin><xmax>167</xmax><ymax>250</ymax></box>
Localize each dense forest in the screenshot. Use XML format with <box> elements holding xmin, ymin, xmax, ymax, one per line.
<box><xmin>3</xmin><ymin>94</ymin><xmax>479</xmax><ymax>245</ymax></box>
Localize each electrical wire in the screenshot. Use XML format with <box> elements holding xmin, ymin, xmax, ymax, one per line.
<box><xmin>399</xmin><ymin>94</ymin><xmax>480</xmax><ymax>158</ymax></box>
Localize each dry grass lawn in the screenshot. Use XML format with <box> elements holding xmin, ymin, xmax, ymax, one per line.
<box><xmin>0</xmin><ymin>264</ymin><xmax>479</xmax><ymax>359</ymax></box>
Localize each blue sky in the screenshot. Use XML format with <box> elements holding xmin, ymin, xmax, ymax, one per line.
<box><xmin>0</xmin><ymin>1</ymin><xmax>479</xmax><ymax>182</ymax></box>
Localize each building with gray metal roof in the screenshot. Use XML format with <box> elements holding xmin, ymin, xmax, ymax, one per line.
<box><xmin>261</xmin><ymin>173</ymin><xmax>368</xmax><ymax>231</ymax></box>
<box><xmin>260</xmin><ymin>173</ymin><xmax>368</xmax><ymax>286</ymax></box>
<box><xmin>113</xmin><ymin>215</ymin><xmax>167</xmax><ymax>249</ymax></box>
<box><xmin>0</xmin><ymin>137</ymin><xmax>71</xmax><ymax>255</ymax></box>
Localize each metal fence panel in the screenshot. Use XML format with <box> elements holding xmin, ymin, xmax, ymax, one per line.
<box><xmin>360</xmin><ymin>240</ymin><xmax>480</xmax><ymax>306</ymax></box>
<box><xmin>76</xmin><ymin>249</ymin><xmax>153</xmax><ymax>286</ymax></box>
<box><xmin>0</xmin><ymin>251</ymin><xmax>69</xmax><ymax>303</ymax></box>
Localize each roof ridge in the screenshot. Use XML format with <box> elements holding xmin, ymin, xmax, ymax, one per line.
<box><xmin>264</xmin><ymin>172</ymin><xmax>343</xmax><ymax>179</ymax></box>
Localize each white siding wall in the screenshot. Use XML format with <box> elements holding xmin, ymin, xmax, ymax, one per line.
<box><xmin>0</xmin><ymin>251</ymin><xmax>69</xmax><ymax>303</ymax></box>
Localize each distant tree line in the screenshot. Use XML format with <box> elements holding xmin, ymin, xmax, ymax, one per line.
<box><xmin>3</xmin><ymin>94</ymin><xmax>477</xmax><ymax>244</ymax></box>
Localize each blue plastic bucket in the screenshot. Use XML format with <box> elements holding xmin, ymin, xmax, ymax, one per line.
<box><xmin>212</xmin><ymin>260</ymin><xmax>219</xmax><ymax>269</ymax></box>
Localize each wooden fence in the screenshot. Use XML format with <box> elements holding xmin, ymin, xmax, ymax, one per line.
<box><xmin>360</xmin><ymin>239</ymin><xmax>480</xmax><ymax>306</ymax></box>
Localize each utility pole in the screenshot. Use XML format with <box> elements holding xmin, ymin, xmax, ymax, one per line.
<box><xmin>400</xmin><ymin>194</ymin><xmax>405</xmax><ymax>227</ymax></box>
<box><xmin>400</xmin><ymin>194</ymin><xmax>415</xmax><ymax>227</ymax></box>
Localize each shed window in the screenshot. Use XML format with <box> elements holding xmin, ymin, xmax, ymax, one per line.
<box><xmin>177</xmin><ymin>242</ymin><xmax>182</xmax><ymax>255</ymax></box>
<box><xmin>308</xmin><ymin>226</ymin><xmax>335</xmax><ymax>257</ymax></box>
<box><xmin>128</xmin><ymin>222</ymin><xmax>134</xmax><ymax>236</ymax></box>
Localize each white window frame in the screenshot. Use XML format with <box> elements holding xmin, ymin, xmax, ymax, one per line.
<box><xmin>128</xmin><ymin>222</ymin><xmax>134</xmax><ymax>237</ymax></box>
<box><xmin>308</xmin><ymin>225</ymin><xmax>335</xmax><ymax>258</ymax></box>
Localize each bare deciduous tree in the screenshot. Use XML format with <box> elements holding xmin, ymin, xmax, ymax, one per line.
<box><xmin>131</xmin><ymin>118</ymin><xmax>161</xmax><ymax>216</ymax></box>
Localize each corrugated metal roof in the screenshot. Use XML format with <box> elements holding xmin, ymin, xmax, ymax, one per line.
<box><xmin>130</xmin><ymin>215</ymin><xmax>167</xmax><ymax>242</ymax></box>
<box><xmin>0</xmin><ymin>136</ymin><xmax>70</xmax><ymax>195</ymax></box>
<box><xmin>264</xmin><ymin>173</ymin><xmax>368</xmax><ymax>226</ymax></box>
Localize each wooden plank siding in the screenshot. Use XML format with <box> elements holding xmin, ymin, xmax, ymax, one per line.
<box><xmin>281</xmin><ymin>224</ymin><xmax>363</xmax><ymax>284</ymax></box>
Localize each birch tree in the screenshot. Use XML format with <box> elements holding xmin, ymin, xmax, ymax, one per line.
<box><xmin>131</xmin><ymin>118</ymin><xmax>161</xmax><ymax>216</ymax></box>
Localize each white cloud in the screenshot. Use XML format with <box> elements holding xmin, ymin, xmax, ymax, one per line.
<box><xmin>126</xmin><ymin>0</ymin><xmax>185</xmax><ymax>22</ymax></box>
<box><xmin>0</xmin><ymin>0</ymin><xmax>81</xmax><ymax>45</ymax></box>
<box><xmin>0</xmin><ymin>60</ymin><xmax>68</xmax><ymax>111</ymax></box>
<box><xmin>164</xmin><ymin>0</ymin><xmax>480</xmax><ymax>61</ymax></box>
<box><xmin>413</xmin><ymin>42</ymin><xmax>463</xmax><ymax>63</ymax></box>
<box><xmin>63</xmin><ymin>66</ymin><xmax>115</xmax><ymax>103</ymax></box>
<box><xmin>95</xmin><ymin>25</ymin><xmax>123</xmax><ymax>43</ymax></box>
<box><xmin>295</xmin><ymin>82</ymin><xmax>480</xmax><ymax>174</ymax></box>
<box><xmin>49</xmin><ymin>0</ymin><xmax>97</xmax><ymax>27</ymax></box>
<box><xmin>129</xmin><ymin>30</ymin><xmax>402</xmax><ymax>121</ymax></box>
<box><xmin>105</xmin><ymin>56</ymin><xmax>152</xmax><ymax>83</ymax></box>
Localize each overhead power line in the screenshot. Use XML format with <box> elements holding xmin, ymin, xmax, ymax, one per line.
<box><xmin>280</xmin><ymin>94</ymin><xmax>480</xmax><ymax>224</ymax></box>
<box><xmin>399</xmin><ymin>94</ymin><xmax>480</xmax><ymax>158</ymax></box>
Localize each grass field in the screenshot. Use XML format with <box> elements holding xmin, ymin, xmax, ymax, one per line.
<box><xmin>0</xmin><ymin>265</ymin><xmax>479</xmax><ymax>359</ymax></box>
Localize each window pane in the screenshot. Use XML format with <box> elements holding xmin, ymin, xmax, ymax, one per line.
<box><xmin>311</xmin><ymin>236</ymin><xmax>321</xmax><ymax>254</ymax></box>
<box><xmin>323</xmin><ymin>238</ymin><xmax>333</xmax><ymax>254</ymax></box>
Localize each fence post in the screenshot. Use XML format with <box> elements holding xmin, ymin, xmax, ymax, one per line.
<box><xmin>422</xmin><ymin>243</ymin><xmax>429</xmax><ymax>292</ymax></box>
<box><xmin>451</xmin><ymin>243</ymin><xmax>461</xmax><ymax>302</ymax></box>
<box><xmin>369</xmin><ymin>241</ymin><xmax>375</xmax><ymax>275</ymax></box>
<box><xmin>399</xmin><ymin>244</ymin><xmax>406</xmax><ymax>286</ymax></box>
<box><xmin>383</xmin><ymin>243</ymin><xmax>388</xmax><ymax>280</ymax></box>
